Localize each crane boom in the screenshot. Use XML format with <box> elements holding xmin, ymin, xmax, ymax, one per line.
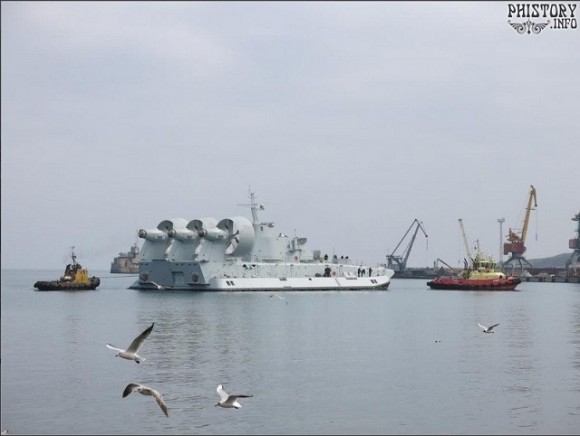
<box><xmin>520</xmin><ymin>184</ymin><xmax>537</xmax><ymax>244</ymax></box>
<box><xmin>458</xmin><ymin>218</ymin><xmax>473</xmax><ymax>262</ymax></box>
<box><xmin>504</xmin><ymin>185</ymin><xmax>538</xmax><ymax>254</ymax></box>
<box><xmin>502</xmin><ymin>184</ymin><xmax>538</xmax><ymax>270</ymax></box>
<box><xmin>434</xmin><ymin>258</ymin><xmax>460</xmax><ymax>275</ymax></box>
<box><xmin>387</xmin><ymin>219</ymin><xmax>428</xmax><ymax>272</ymax></box>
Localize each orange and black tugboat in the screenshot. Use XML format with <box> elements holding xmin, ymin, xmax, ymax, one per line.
<box><xmin>34</xmin><ymin>247</ymin><xmax>100</xmax><ymax>291</ymax></box>
<box><xmin>427</xmin><ymin>219</ymin><xmax>521</xmax><ymax>291</ymax></box>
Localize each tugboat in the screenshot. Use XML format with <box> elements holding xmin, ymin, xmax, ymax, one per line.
<box><xmin>427</xmin><ymin>248</ymin><xmax>521</xmax><ymax>291</ymax></box>
<box><xmin>427</xmin><ymin>218</ymin><xmax>521</xmax><ymax>291</ymax></box>
<box><xmin>34</xmin><ymin>247</ymin><xmax>100</xmax><ymax>291</ymax></box>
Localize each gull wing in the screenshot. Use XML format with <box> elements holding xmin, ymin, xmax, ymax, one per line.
<box><xmin>231</xmin><ymin>394</ymin><xmax>253</xmax><ymax>399</ymax></box>
<box><xmin>106</xmin><ymin>344</ymin><xmax>124</xmax><ymax>352</ymax></box>
<box><xmin>151</xmin><ymin>389</ymin><xmax>169</xmax><ymax>417</ymax></box>
<box><xmin>477</xmin><ymin>323</ymin><xmax>487</xmax><ymax>331</ymax></box>
<box><xmin>122</xmin><ymin>383</ymin><xmax>141</xmax><ymax>398</ymax></box>
<box><xmin>489</xmin><ymin>323</ymin><xmax>500</xmax><ymax>330</ymax></box>
<box><xmin>126</xmin><ymin>323</ymin><xmax>155</xmax><ymax>353</ymax></box>
<box><xmin>217</xmin><ymin>384</ymin><xmax>229</xmax><ymax>402</ymax></box>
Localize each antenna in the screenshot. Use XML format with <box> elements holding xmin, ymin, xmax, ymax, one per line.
<box><xmin>237</xmin><ymin>187</ymin><xmax>264</xmax><ymax>224</ymax></box>
<box><xmin>238</xmin><ymin>186</ymin><xmax>257</xmax><ymax>209</ymax></box>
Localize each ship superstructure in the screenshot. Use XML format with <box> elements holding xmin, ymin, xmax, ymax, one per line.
<box><xmin>129</xmin><ymin>192</ymin><xmax>393</xmax><ymax>291</ymax></box>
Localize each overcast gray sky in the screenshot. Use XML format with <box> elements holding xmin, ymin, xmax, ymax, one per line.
<box><xmin>2</xmin><ymin>1</ymin><xmax>578</xmax><ymax>271</ymax></box>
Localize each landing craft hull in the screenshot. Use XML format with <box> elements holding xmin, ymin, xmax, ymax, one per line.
<box><xmin>132</xmin><ymin>273</ymin><xmax>391</xmax><ymax>291</ymax></box>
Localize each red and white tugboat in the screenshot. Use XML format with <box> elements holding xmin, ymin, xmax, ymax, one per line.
<box><xmin>427</xmin><ymin>219</ymin><xmax>521</xmax><ymax>291</ymax></box>
<box><xmin>427</xmin><ymin>248</ymin><xmax>521</xmax><ymax>291</ymax></box>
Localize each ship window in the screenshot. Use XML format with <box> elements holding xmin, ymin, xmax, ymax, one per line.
<box><xmin>279</xmin><ymin>277</ymin><xmax>287</xmax><ymax>281</ymax></box>
<box><xmin>191</xmin><ymin>273</ymin><xmax>199</xmax><ymax>283</ymax></box>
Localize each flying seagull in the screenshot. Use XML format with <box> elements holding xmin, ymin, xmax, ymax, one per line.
<box><xmin>478</xmin><ymin>322</ymin><xmax>500</xmax><ymax>333</ymax></box>
<box><xmin>269</xmin><ymin>294</ymin><xmax>288</xmax><ymax>305</ymax></box>
<box><xmin>122</xmin><ymin>383</ymin><xmax>168</xmax><ymax>417</ymax></box>
<box><xmin>215</xmin><ymin>384</ymin><xmax>253</xmax><ymax>409</ymax></box>
<box><xmin>106</xmin><ymin>323</ymin><xmax>154</xmax><ymax>363</ymax></box>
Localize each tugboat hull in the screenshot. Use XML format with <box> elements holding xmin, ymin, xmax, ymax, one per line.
<box><xmin>34</xmin><ymin>278</ymin><xmax>100</xmax><ymax>291</ymax></box>
<box><xmin>427</xmin><ymin>277</ymin><xmax>521</xmax><ymax>291</ymax></box>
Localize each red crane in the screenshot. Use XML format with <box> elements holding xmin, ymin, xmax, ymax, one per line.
<box><xmin>503</xmin><ymin>185</ymin><xmax>537</xmax><ymax>270</ymax></box>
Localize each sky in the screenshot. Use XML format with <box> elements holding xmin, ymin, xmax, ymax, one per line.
<box><xmin>1</xmin><ymin>1</ymin><xmax>578</xmax><ymax>271</ymax></box>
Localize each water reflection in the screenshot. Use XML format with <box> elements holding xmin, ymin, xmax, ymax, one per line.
<box><xmin>568</xmin><ymin>301</ymin><xmax>580</xmax><ymax>420</ymax></box>
<box><xmin>502</xmin><ymin>299</ymin><xmax>541</xmax><ymax>429</ymax></box>
<box><xmin>3</xmin><ymin>273</ymin><xmax>580</xmax><ymax>434</ymax></box>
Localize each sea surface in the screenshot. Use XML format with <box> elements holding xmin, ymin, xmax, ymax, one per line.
<box><xmin>2</xmin><ymin>269</ymin><xmax>580</xmax><ymax>435</ymax></box>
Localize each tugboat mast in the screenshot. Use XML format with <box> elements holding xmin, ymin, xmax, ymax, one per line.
<box><xmin>70</xmin><ymin>246</ymin><xmax>78</xmax><ymax>265</ymax></box>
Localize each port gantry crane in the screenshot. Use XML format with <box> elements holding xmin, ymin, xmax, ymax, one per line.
<box><xmin>386</xmin><ymin>219</ymin><xmax>428</xmax><ymax>273</ymax></box>
<box><xmin>503</xmin><ymin>184</ymin><xmax>537</xmax><ymax>271</ymax></box>
<box><xmin>566</xmin><ymin>211</ymin><xmax>580</xmax><ymax>277</ymax></box>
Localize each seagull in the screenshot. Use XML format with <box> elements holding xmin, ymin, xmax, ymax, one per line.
<box><xmin>269</xmin><ymin>294</ymin><xmax>288</xmax><ymax>305</ymax></box>
<box><xmin>106</xmin><ymin>323</ymin><xmax>154</xmax><ymax>363</ymax></box>
<box><xmin>123</xmin><ymin>383</ymin><xmax>168</xmax><ymax>417</ymax></box>
<box><xmin>478</xmin><ymin>322</ymin><xmax>500</xmax><ymax>333</ymax></box>
<box><xmin>215</xmin><ymin>384</ymin><xmax>253</xmax><ymax>409</ymax></box>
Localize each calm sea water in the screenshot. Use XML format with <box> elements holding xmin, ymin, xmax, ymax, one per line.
<box><xmin>1</xmin><ymin>269</ymin><xmax>580</xmax><ymax>435</ymax></box>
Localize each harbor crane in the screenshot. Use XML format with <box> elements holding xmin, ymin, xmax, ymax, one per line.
<box><xmin>566</xmin><ymin>211</ymin><xmax>580</xmax><ymax>277</ymax></box>
<box><xmin>434</xmin><ymin>258</ymin><xmax>459</xmax><ymax>276</ymax></box>
<box><xmin>458</xmin><ymin>218</ymin><xmax>474</xmax><ymax>264</ymax></box>
<box><xmin>386</xmin><ymin>219</ymin><xmax>428</xmax><ymax>272</ymax></box>
<box><xmin>458</xmin><ymin>218</ymin><xmax>486</xmax><ymax>269</ymax></box>
<box><xmin>503</xmin><ymin>185</ymin><xmax>537</xmax><ymax>270</ymax></box>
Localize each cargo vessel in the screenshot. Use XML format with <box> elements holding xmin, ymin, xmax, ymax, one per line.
<box><xmin>110</xmin><ymin>242</ymin><xmax>140</xmax><ymax>273</ymax></box>
<box><xmin>129</xmin><ymin>191</ymin><xmax>394</xmax><ymax>291</ymax></box>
